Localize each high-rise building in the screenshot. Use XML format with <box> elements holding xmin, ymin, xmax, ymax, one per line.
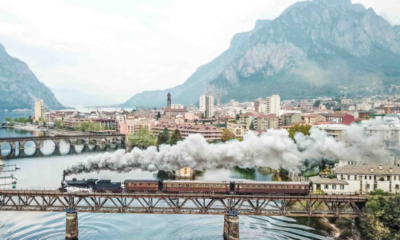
<box><xmin>199</xmin><ymin>95</ymin><xmax>215</xmax><ymax>118</ymax></box>
<box><xmin>266</xmin><ymin>95</ymin><xmax>281</xmax><ymax>115</ymax></box>
<box><xmin>254</xmin><ymin>98</ymin><xmax>264</xmax><ymax>113</ymax></box>
<box><xmin>34</xmin><ymin>100</ymin><xmax>44</xmax><ymax>122</ymax></box>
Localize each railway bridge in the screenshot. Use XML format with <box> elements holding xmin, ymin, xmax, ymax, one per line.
<box><xmin>0</xmin><ymin>134</ymin><xmax>125</xmax><ymax>159</ymax></box>
<box><xmin>0</xmin><ymin>189</ymin><xmax>369</xmax><ymax>240</ymax></box>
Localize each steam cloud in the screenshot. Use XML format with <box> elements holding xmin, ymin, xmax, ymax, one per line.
<box><xmin>63</xmin><ymin>124</ymin><xmax>391</xmax><ymax>176</ymax></box>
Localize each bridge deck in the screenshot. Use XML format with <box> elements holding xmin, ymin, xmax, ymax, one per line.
<box><xmin>0</xmin><ymin>134</ymin><xmax>125</xmax><ymax>142</ymax></box>
<box><xmin>0</xmin><ymin>189</ymin><xmax>369</xmax><ymax>217</ymax></box>
<box><xmin>0</xmin><ymin>189</ymin><xmax>369</xmax><ymax>201</ymax></box>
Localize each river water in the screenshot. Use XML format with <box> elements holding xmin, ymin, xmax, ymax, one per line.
<box><xmin>0</xmin><ymin>112</ymin><xmax>332</xmax><ymax>240</ymax></box>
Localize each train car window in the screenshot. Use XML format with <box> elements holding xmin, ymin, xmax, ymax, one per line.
<box><xmin>284</xmin><ymin>186</ymin><xmax>287</xmax><ymax>189</ymax></box>
<box><xmin>266</xmin><ymin>185</ymin><xmax>269</xmax><ymax>189</ymax></box>
<box><xmin>278</xmin><ymin>186</ymin><xmax>282</xmax><ymax>189</ymax></box>
<box><xmin>179</xmin><ymin>184</ymin><xmax>182</xmax><ymax>187</ymax></box>
<box><xmin>301</xmin><ymin>186</ymin><xmax>305</xmax><ymax>189</ymax></box>
<box><xmin>296</xmin><ymin>186</ymin><xmax>299</xmax><ymax>189</ymax></box>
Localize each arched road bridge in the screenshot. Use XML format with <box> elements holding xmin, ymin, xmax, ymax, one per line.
<box><xmin>0</xmin><ymin>134</ymin><xmax>125</xmax><ymax>159</ymax></box>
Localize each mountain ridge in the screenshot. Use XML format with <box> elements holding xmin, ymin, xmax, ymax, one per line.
<box><xmin>0</xmin><ymin>43</ymin><xmax>64</xmax><ymax>110</ymax></box>
<box><xmin>122</xmin><ymin>0</ymin><xmax>400</xmax><ymax>107</ymax></box>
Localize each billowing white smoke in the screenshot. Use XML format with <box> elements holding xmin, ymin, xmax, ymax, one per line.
<box><xmin>63</xmin><ymin>124</ymin><xmax>389</xmax><ymax>176</ymax></box>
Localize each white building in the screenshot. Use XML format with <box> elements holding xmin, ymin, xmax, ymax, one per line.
<box><xmin>171</xmin><ymin>104</ymin><xmax>184</xmax><ymax>109</ymax></box>
<box><xmin>310</xmin><ymin>164</ymin><xmax>400</xmax><ymax>194</ymax></box>
<box><xmin>199</xmin><ymin>95</ymin><xmax>215</xmax><ymax>118</ymax></box>
<box><xmin>335</xmin><ymin>164</ymin><xmax>400</xmax><ymax>194</ymax></box>
<box><xmin>266</xmin><ymin>95</ymin><xmax>281</xmax><ymax>116</ymax></box>
<box><xmin>356</xmin><ymin>103</ymin><xmax>372</xmax><ymax>111</ymax></box>
<box><xmin>341</xmin><ymin>98</ymin><xmax>352</xmax><ymax>105</ymax></box>
<box><xmin>365</xmin><ymin>123</ymin><xmax>400</xmax><ymax>148</ymax></box>
<box><xmin>34</xmin><ymin>100</ymin><xmax>44</xmax><ymax>122</ymax></box>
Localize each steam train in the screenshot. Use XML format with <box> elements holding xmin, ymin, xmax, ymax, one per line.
<box><xmin>61</xmin><ymin>179</ymin><xmax>310</xmax><ymax>195</ymax></box>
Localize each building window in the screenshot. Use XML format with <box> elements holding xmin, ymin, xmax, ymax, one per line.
<box><xmin>341</xmin><ymin>175</ymin><xmax>344</xmax><ymax>179</ymax></box>
<box><xmin>324</xmin><ymin>185</ymin><xmax>329</xmax><ymax>189</ymax></box>
<box><xmin>395</xmin><ymin>176</ymin><xmax>397</xmax><ymax>181</ymax></box>
<box><xmin>369</xmin><ymin>176</ymin><xmax>372</xmax><ymax>180</ymax></box>
<box><xmin>396</xmin><ymin>185</ymin><xmax>399</xmax><ymax>190</ymax></box>
<box><xmin>364</xmin><ymin>176</ymin><xmax>367</xmax><ymax>180</ymax></box>
<box><xmin>340</xmin><ymin>185</ymin><xmax>344</xmax><ymax>190</ymax></box>
<box><xmin>347</xmin><ymin>175</ymin><xmax>350</xmax><ymax>180</ymax></box>
<box><xmin>354</xmin><ymin>175</ymin><xmax>357</xmax><ymax>180</ymax></box>
<box><xmin>388</xmin><ymin>176</ymin><xmax>391</xmax><ymax>181</ymax></box>
<box><xmin>367</xmin><ymin>184</ymin><xmax>370</xmax><ymax>189</ymax></box>
<box><xmin>332</xmin><ymin>185</ymin><xmax>336</xmax><ymax>190</ymax></box>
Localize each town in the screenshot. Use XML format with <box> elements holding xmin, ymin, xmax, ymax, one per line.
<box><xmin>3</xmin><ymin>93</ymin><xmax>400</xmax><ymax>196</ymax></box>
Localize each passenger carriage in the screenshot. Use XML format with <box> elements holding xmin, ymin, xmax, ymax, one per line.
<box><xmin>124</xmin><ymin>180</ymin><xmax>160</xmax><ymax>192</ymax></box>
<box><xmin>163</xmin><ymin>180</ymin><xmax>231</xmax><ymax>194</ymax></box>
<box><xmin>235</xmin><ymin>181</ymin><xmax>309</xmax><ymax>195</ymax></box>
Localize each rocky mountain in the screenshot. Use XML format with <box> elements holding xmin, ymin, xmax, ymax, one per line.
<box><xmin>0</xmin><ymin>43</ymin><xmax>63</xmax><ymax>110</ymax></box>
<box><xmin>122</xmin><ymin>0</ymin><xmax>400</xmax><ymax>107</ymax></box>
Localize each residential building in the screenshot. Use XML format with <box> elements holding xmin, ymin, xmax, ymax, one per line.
<box><xmin>165</xmin><ymin>108</ymin><xmax>188</xmax><ymax>118</ymax></box>
<box><xmin>186</xmin><ymin>104</ymin><xmax>198</xmax><ymax>112</ymax></box>
<box><xmin>281</xmin><ymin>113</ymin><xmax>302</xmax><ymax>126</ymax></box>
<box><xmin>266</xmin><ymin>95</ymin><xmax>280</xmax><ymax>115</ymax></box>
<box><xmin>254</xmin><ymin>98</ymin><xmax>264</xmax><ymax>113</ymax></box>
<box><xmin>34</xmin><ymin>100</ymin><xmax>44</xmax><ymax>122</ymax></box>
<box><xmin>171</xmin><ymin>104</ymin><xmax>184</xmax><ymax>109</ymax></box>
<box><xmin>266</xmin><ymin>115</ymin><xmax>280</xmax><ymax>130</ymax></box>
<box><xmin>334</xmin><ymin>164</ymin><xmax>400</xmax><ymax>194</ymax></box>
<box><xmin>227</xmin><ymin>120</ymin><xmax>248</xmax><ymax>138</ymax></box>
<box><xmin>341</xmin><ymin>98</ymin><xmax>352</xmax><ymax>105</ymax></box>
<box><xmin>303</xmin><ymin>114</ymin><xmax>326</xmax><ymax>125</ymax></box>
<box><xmin>356</xmin><ymin>103</ymin><xmax>372</xmax><ymax>111</ymax></box>
<box><xmin>152</xmin><ymin>123</ymin><xmax>223</xmax><ymax>141</ymax></box>
<box><xmin>309</xmin><ymin>176</ymin><xmax>349</xmax><ymax>194</ymax></box>
<box><xmin>199</xmin><ymin>95</ymin><xmax>215</xmax><ymax>118</ymax></box>
<box><xmin>365</xmin><ymin>123</ymin><xmax>400</xmax><ymax>148</ymax></box>
<box><xmin>254</xmin><ymin>115</ymin><xmax>268</xmax><ymax>130</ymax></box>
<box><xmin>314</xmin><ymin>124</ymin><xmax>349</xmax><ymax>141</ymax></box>
<box><xmin>324</xmin><ymin>114</ymin><xmax>354</xmax><ymax>125</ymax></box>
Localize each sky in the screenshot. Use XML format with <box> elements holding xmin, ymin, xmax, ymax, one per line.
<box><xmin>0</xmin><ymin>0</ymin><xmax>399</xmax><ymax>104</ymax></box>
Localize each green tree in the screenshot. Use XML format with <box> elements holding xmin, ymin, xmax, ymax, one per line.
<box><xmin>157</xmin><ymin>112</ymin><xmax>161</xmax><ymax>120</ymax></box>
<box><xmin>313</xmin><ymin>100</ymin><xmax>321</xmax><ymax>108</ymax></box>
<box><xmin>249</xmin><ymin>121</ymin><xmax>255</xmax><ymax>130</ymax></box>
<box><xmin>128</xmin><ymin>128</ymin><xmax>156</xmax><ymax>148</ymax></box>
<box><xmin>157</xmin><ymin>127</ymin><xmax>170</xmax><ymax>146</ymax></box>
<box><xmin>54</xmin><ymin>120</ymin><xmax>63</xmax><ymax>128</ymax></box>
<box><xmin>359</xmin><ymin>196</ymin><xmax>400</xmax><ymax>240</ymax></box>
<box><xmin>221</xmin><ymin>129</ymin><xmax>235</xmax><ymax>142</ymax></box>
<box><xmin>287</xmin><ymin>124</ymin><xmax>312</xmax><ymax>141</ymax></box>
<box><xmin>169</xmin><ymin>129</ymin><xmax>183</xmax><ymax>145</ymax></box>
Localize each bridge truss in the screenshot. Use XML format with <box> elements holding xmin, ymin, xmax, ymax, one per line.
<box><xmin>0</xmin><ymin>190</ymin><xmax>367</xmax><ymax>217</ymax></box>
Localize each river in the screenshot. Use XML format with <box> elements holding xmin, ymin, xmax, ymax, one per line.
<box><xmin>0</xmin><ymin>111</ymin><xmax>332</xmax><ymax>240</ymax></box>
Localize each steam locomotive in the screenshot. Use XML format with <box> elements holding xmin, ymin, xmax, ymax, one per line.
<box><xmin>61</xmin><ymin>179</ymin><xmax>310</xmax><ymax>195</ymax></box>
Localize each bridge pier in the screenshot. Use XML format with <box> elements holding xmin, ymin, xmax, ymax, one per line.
<box><xmin>223</xmin><ymin>213</ymin><xmax>239</xmax><ymax>240</ymax></box>
<box><xmin>69</xmin><ymin>145</ymin><xmax>77</xmax><ymax>155</ymax></box>
<box><xmin>66</xmin><ymin>211</ymin><xmax>79</xmax><ymax>240</ymax></box>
